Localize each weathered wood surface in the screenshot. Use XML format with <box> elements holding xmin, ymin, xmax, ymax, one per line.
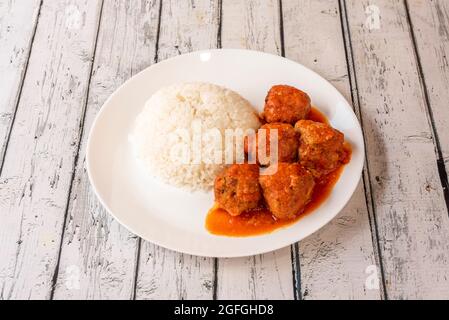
<box><xmin>283</xmin><ymin>0</ymin><xmax>381</xmax><ymax>300</ymax></box>
<box><xmin>52</xmin><ymin>0</ymin><xmax>160</xmax><ymax>300</ymax></box>
<box><xmin>1</xmin><ymin>0</ymin><xmax>449</xmax><ymax>300</ymax></box>
<box><xmin>0</xmin><ymin>0</ymin><xmax>102</xmax><ymax>299</ymax></box>
<box><xmin>0</xmin><ymin>0</ymin><xmax>41</xmax><ymax>167</ymax></box>
<box><xmin>218</xmin><ymin>0</ymin><xmax>294</xmax><ymax>300</ymax></box>
<box><xmin>406</xmin><ymin>0</ymin><xmax>449</xmax><ymax>186</ymax></box>
<box><xmin>134</xmin><ymin>0</ymin><xmax>220</xmax><ymax>300</ymax></box>
<box><xmin>345</xmin><ymin>0</ymin><xmax>449</xmax><ymax>299</ymax></box>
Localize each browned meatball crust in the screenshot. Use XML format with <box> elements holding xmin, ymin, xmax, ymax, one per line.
<box><xmin>295</xmin><ymin>120</ymin><xmax>347</xmax><ymax>178</ymax></box>
<box><xmin>245</xmin><ymin>123</ymin><xmax>299</xmax><ymax>166</ymax></box>
<box><xmin>262</xmin><ymin>85</ymin><xmax>311</xmax><ymax>124</ymax></box>
<box><xmin>214</xmin><ymin>164</ymin><xmax>262</xmax><ymax>216</ymax></box>
<box><xmin>259</xmin><ymin>163</ymin><xmax>315</xmax><ymax>220</ymax></box>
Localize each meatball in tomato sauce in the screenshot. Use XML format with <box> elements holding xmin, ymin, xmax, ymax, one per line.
<box><xmin>295</xmin><ymin>120</ymin><xmax>348</xmax><ymax>178</ymax></box>
<box><xmin>259</xmin><ymin>163</ymin><xmax>315</xmax><ymax>220</ymax></box>
<box><xmin>262</xmin><ymin>85</ymin><xmax>311</xmax><ymax>124</ymax></box>
<box><xmin>214</xmin><ymin>164</ymin><xmax>262</xmax><ymax>216</ymax></box>
<box><xmin>245</xmin><ymin>123</ymin><xmax>299</xmax><ymax>166</ymax></box>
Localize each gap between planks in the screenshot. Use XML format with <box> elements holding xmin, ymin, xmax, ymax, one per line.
<box><xmin>338</xmin><ymin>0</ymin><xmax>387</xmax><ymax>299</ymax></box>
<box><xmin>49</xmin><ymin>0</ymin><xmax>106</xmax><ymax>299</ymax></box>
<box><xmin>0</xmin><ymin>0</ymin><xmax>43</xmax><ymax>175</ymax></box>
<box><xmin>403</xmin><ymin>0</ymin><xmax>449</xmax><ymax>216</ymax></box>
<box><xmin>132</xmin><ymin>0</ymin><xmax>164</xmax><ymax>300</ymax></box>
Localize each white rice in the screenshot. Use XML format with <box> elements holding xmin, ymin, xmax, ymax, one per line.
<box><xmin>131</xmin><ymin>82</ymin><xmax>261</xmax><ymax>191</ymax></box>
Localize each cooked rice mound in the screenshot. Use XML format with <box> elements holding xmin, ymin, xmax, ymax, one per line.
<box><xmin>131</xmin><ymin>82</ymin><xmax>261</xmax><ymax>191</ymax></box>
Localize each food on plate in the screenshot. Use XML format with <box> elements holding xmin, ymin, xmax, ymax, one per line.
<box><xmin>206</xmin><ymin>163</ymin><xmax>347</xmax><ymax>237</ymax></box>
<box><xmin>262</xmin><ymin>85</ymin><xmax>311</xmax><ymax>124</ymax></box>
<box><xmin>132</xmin><ymin>80</ymin><xmax>352</xmax><ymax>236</ymax></box>
<box><xmin>244</xmin><ymin>123</ymin><xmax>299</xmax><ymax>165</ymax></box>
<box><xmin>131</xmin><ymin>82</ymin><xmax>260</xmax><ymax>191</ymax></box>
<box><xmin>259</xmin><ymin>163</ymin><xmax>315</xmax><ymax>220</ymax></box>
<box><xmin>207</xmin><ymin>84</ymin><xmax>352</xmax><ymax>237</ymax></box>
<box><xmin>214</xmin><ymin>164</ymin><xmax>262</xmax><ymax>216</ymax></box>
<box><xmin>295</xmin><ymin>120</ymin><xmax>350</xmax><ymax>178</ymax></box>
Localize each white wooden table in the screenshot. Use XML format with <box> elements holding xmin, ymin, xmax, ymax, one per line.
<box><xmin>1</xmin><ymin>0</ymin><xmax>449</xmax><ymax>300</ymax></box>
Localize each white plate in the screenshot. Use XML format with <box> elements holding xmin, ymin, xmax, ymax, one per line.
<box><xmin>87</xmin><ymin>49</ymin><xmax>365</xmax><ymax>258</ymax></box>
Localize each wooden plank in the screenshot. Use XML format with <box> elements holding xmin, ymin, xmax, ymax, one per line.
<box><xmin>282</xmin><ymin>0</ymin><xmax>382</xmax><ymax>300</ymax></box>
<box><xmin>344</xmin><ymin>0</ymin><xmax>449</xmax><ymax>299</ymax></box>
<box><xmin>221</xmin><ymin>0</ymin><xmax>282</xmax><ymax>52</ymax></box>
<box><xmin>0</xmin><ymin>0</ymin><xmax>102</xmax><ymax>300</ymax></box>
<box><xmin>406</xmin><ymin>0</ymin><xmax>449</xmax><ymax>194</ymax></box>
<box><xmin>134</xmin><ymin>0</ymin><xmax>219</xmax><ymax>300</ymax></box>
<box><xmin>0</xmin><ymin>0</ymin><xmax>41</xmax><ymax>167</ymax></box>
<box><xmin>51</xmin><ymin>0</ymin><xmax>161</xmax><ymax>300</ymax></box>
<box><xmin>217</xmin><ymin>0</ymin><xmax>294</xmax><ymax>300</ymax></box>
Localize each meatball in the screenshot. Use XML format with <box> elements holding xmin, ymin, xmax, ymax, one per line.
<box><xmin>214</xmin><ymin>164</ymin><xmax>262</xmax><ymax>216</ymax></box>
<box><xmin>295</xmin><ymin>120</ymin><xmax>347</xmax><ymax>178</ymax></box>
<box><xmin>259</xmin><ymin>163</ymin><xmax>315</xmax><ymax>220</ymax></box>
<box><xmin>262</xmin><ymin>85</ymin><xmax>311</xmax><ymax>124</ymax></box>
<box><xmin>245</xmin><ymin>123</ymin><xmax>299</xmax><ymax>165</ymax></box>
